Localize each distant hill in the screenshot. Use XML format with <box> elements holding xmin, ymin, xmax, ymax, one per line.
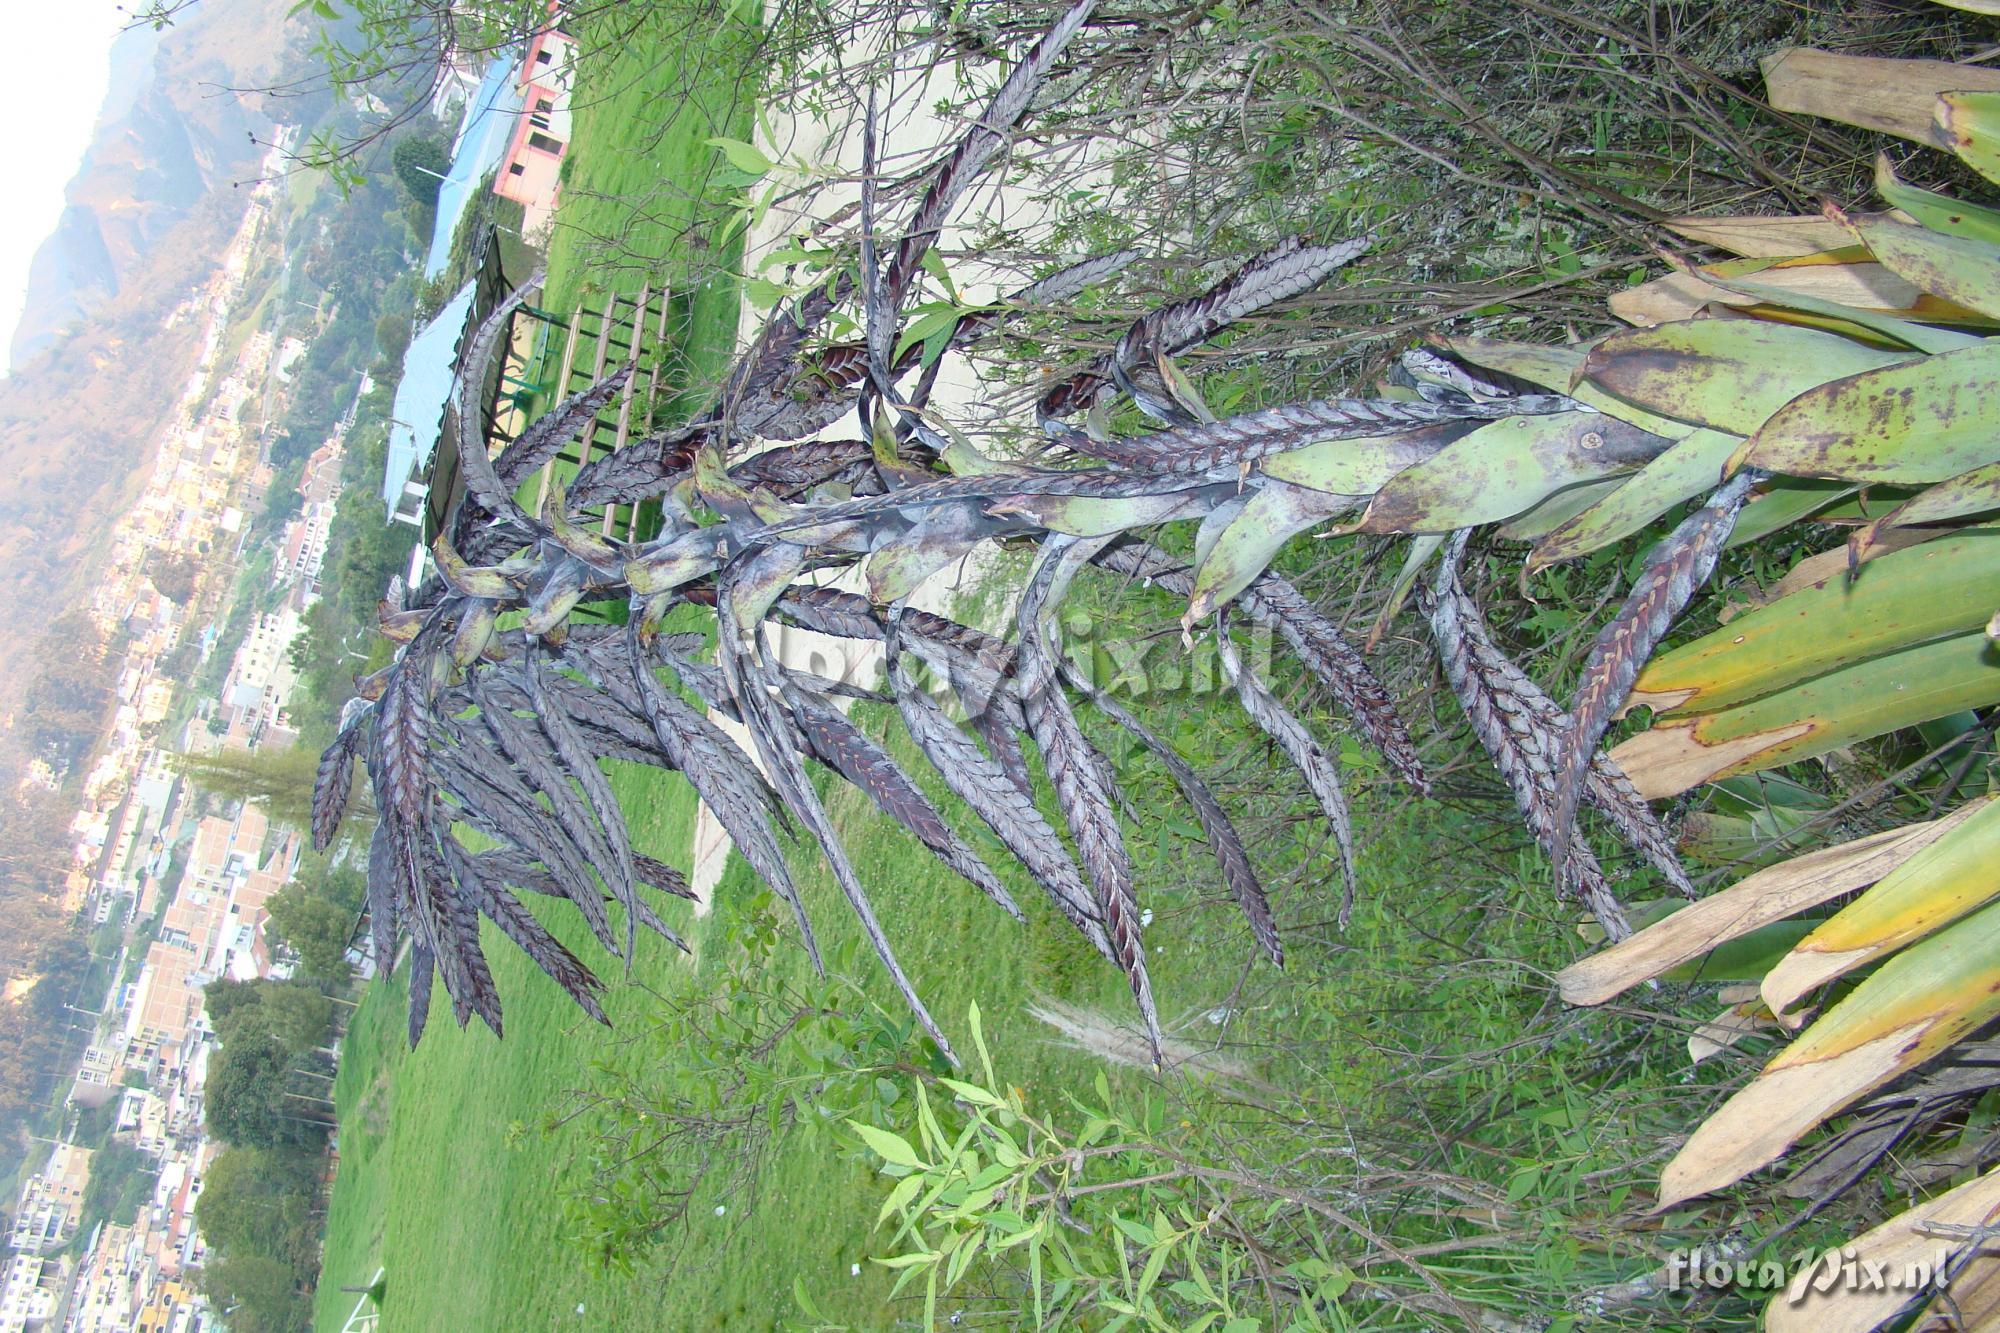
<box><xmin>0</xmin><ymin>0</ymin><xmax>306</xmax><ymax>778</ymax></box>
<box><xmin>0</xmin><ymin>0</ymin><xmax>306</xmax><ymax>1173</ymax></box>
<box><xmin>9</xmin><ymin>3</ymin><xmax>292</xmax><ymax>364</ymax></box>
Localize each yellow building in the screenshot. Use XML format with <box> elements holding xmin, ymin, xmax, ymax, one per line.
<box><xmin>6</xmin><ymin>1143</ymin><xmax>95</xmax><ymax>1254</ymax></box>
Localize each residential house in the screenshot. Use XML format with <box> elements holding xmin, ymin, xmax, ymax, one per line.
<box><xmin>493</xmin><ymin>18</ymin><xmax>575</xmax><ymax>227</ymax></box>
<box><xmin>0</xmin><ymin>1253</ymin><xmax>60</xmax><ymax>1333</ymax></box>
<box><xmin>7</xmin><ymin>1144</ymin><xmax>94</xmax><ymax>1254</ymax></box>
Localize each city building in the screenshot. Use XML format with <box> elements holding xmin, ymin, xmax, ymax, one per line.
<box><xmin>7</xmin><ymin>1145</ymin><xmax>95</xmax><ymax>1254</ymax></box>
<box><xmin>70</xmin><ymin>1046</ymin><xmax>123</xmax><ymax>1110</ymax></box>
<box><xmin>0</xmin><ymin>1253</ymin><xmax>60</xmax><ymax>1333</ymax></box>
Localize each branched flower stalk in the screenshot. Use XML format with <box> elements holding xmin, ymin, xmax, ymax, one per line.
<box><xmin>320</xmin><ymin>0</ymin><xmax>1715</xmax><ymax>1063</ymax></box>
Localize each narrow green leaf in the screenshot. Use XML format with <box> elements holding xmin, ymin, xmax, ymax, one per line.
<box><xmin>1137</xmin><ymin>1242</ymin><xmax>1172</xmax><ymax>1304</ymax></box>
<box><xmin>1732</xmin><ymin>342</ymin><xmax>2000</xmax><ymax>484</ymax></box>
<box><xmin>893</xmin><ymin>303</ymin><xmax>961</xmax><ymax>363</ymax></box>
<box><xmin>1725</xmin><ymin>478</ymin><xmax>1856</xmax><ymax>549</ymax></box>
<box><xmin>939</xmin><ymin>1077</ymin><xmax>1003</xmax><ymax>1107</ymax></box>
<box><xmin>1692</xmin><ymin>270</ymin><xmax>1982</xmax><ymax>355</ymax></box>
<box><xmin>1494</xmin><ymin>476</ymin><xmax>1627</xmax><ymax>542</ymax></box>
<box><xmin>968</xmin><ymin>1000</ymin><xmax>993</xmax><ymax>1087</ymax></box>
<box><xmin>1659</xmin><ymin>919</ymin><xmax>1818</xmax><ymax>984</ymax></box>
<box><xmin>707</xmin><ymin>135</ymin><xmax>772</xmax><ymax>177</ymax></box>
<box><xmin>877</xmin><ymin>1171</ymin><xmax>927</xmax><ymax>1227</ymax></box>
<box><xmin>1113</xmin><ymin>1215</ymin><xmax>1157</xmax><ymax>1246</ymax></box>
<box><xmin>850</xmin><ymin>1121</ymin><xmax>927</xmax><ymax>1170</ymax></box>
<box><xmin>792</xmin><ymin>1275</ymin><xmax>826</xmax><ymax>1321</ymax></box>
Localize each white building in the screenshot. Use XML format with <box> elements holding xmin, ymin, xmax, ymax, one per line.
<box><xmin>0</xmin><ymin>1253</ymin><xmax>57</xmax><ymax>1333</ymax></box>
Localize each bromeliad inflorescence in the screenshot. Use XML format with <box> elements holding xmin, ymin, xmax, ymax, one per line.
<box><xmin>317</xmin><ymin>0</ymin><xmax>1717</xmax><ymax>1064</ymax></box>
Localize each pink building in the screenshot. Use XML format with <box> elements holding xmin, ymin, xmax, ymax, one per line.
<box><xmin>493</xmin><ymin>18</ymin><xmax>575</xmax><ymax>229</ymax></box>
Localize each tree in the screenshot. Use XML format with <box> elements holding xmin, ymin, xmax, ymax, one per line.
<box><xmin>392</xmin><ymin>135</ymin><xmax>449</xmax><ymax>206</ymax></box>
<box><xmin>374</xmin><ymin>311</ymin><xmax>412</xmax><ymax>363</ymax></box>
<box><xmin>176</xmin><ymin>747</ymin><xmax>327</xmax><ymax>829</ymax></box>
<box><xmin>20</xmin><ymin>609</ymin><xmax>121</xmax><ymax>770</ymax></box>
<box><xmin>205</xmin><ymin>1032</ymin><xmax>330</xmax><ymax>1150</ymax></box>
<box><xmin>149</xmin><ymin>554</ymin><xmax>200</xmax><ymax>605</ymax></box>
<box><xmin>68</xmin><ymin>1142</ymin><xmax>157</xmax><ymax>1241</ymax></box>
<box><xmin>134</xmin><ymin>0</ymin><xmax>552</xmax><ymax>192</ymax></box>
<box><xmin>201</xmin><ymin>977</ymin><xmax>265</xmax><ymax>1036</ymax></box>
<box><xmin>264</xmin><ymin>884</ymin><xmax>356</xmax><ymax>985</ymax></box>
<box><xmin>198</xmin><ymin>1251</ymin><xmax>310</xmax><ymax>1333</ymax></box>
<box><xmin>257</xmin><ymin>983</ymin><xmax>336</xmax><ymax>1050</ymax></box>
<box><xmin>195</xmin><ymin>1146</ymin><xmax>321</xmax><ymax>1272</ymax></box>
<box><xmin>203</xmin><ymin>979</ymin><xmax>334</xmax><ymax>1052</ymax></box>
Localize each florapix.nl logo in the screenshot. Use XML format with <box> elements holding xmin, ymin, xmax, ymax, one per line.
<box><xmin>1661</xmin><ymin>1239</ymin><xmax>1972</xmax><ymax>1305</ymax></box>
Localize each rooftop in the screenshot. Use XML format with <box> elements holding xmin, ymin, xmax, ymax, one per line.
<box><xmin>379</xmin><ymin>282</ymin><xmax>478</xmax><ymax>516</ymax></box>
<box><xmin>425</xmin><ymin>54</ymin><xmax>525</xmax><ymax>279</ymax></box>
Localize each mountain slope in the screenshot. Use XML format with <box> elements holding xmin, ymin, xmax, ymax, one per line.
<box><xmin>10</xmin><ymin>2</ymin><xmax>291</xmax><ymax>364</ymax></box>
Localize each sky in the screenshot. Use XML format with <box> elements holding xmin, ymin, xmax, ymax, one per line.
<box><xmin>0</xmin><ymin>7</ymin><xmax>131</xmax><ymax>373</ymax></box>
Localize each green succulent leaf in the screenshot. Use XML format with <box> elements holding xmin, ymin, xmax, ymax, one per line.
<box><xmin>1445</xmin><ymin>335</ymin><xmax>1698</xmax><ymax>437</ymax></box>
<box><xmin>1763</xmin><ymin>797</ymin><xmax>2000</xmax><ymax>1020</ymax></box>
<box><xmin>1186</xmin><ymin>483</ymin><xmax>1356</xmax><ymax>621</ymax></box>
<box><xmin>1580</xmin><ymin>321</ymin><xmax>1911</xmax><ymax>436</ymax></box>
<box><xmin>1613</xmin><ymin>629</ymin><xmax>2000</xmax><ymax>798</ymax></box>
<box><xmin>1528</xmin><ymin>429</ymin><xmax>1740</xmax><ymax>571</ymax></box>
<box><xmin>1689</xmin><ymin>269</ymin><xmax>1983</xmax><ymax>355</ymax></box>
<box><xmin>1724</xmin><ymin>478</ymin><xmax>1858</xmax><ymax>549</ymax></box>
<box><xmin>1848</xmin><ymin>213</ymin><xmax>2000</xmax><ymax>321</ymax></box>
<box><xmin>1731</xmin><ymin>342</ymin><xmax>2000</xmax><ymax>484</ymax></box>
<box><xmin>1357</xmin><ymin>413</ymin><xmax>1669</xmax><ymax>534</ymax></box>
<box><xmin>1854</xmin><ymin>465</ymin><xmax>2000</xmax><ymax>554</ymax></box>
<box><xmin>1937</xmin><ymin>91</ymin><xmax>2000</xmax><ymax>190</ymax></box>
<box><xmin>1256</xmin><ymin>425</ymin><xmax>1453</xmax><ymax>495</ymax></box>
<box><xmin>1660</xmin><ymin>895</ymin><xmax>2000</xmax><ymax>1209</ymax></box>
<box><xmin>1873</xmin><ymin>151</ymin><xmax>2000</xmax><ymax>248</ymax></box>
<box><xmin>1631</xmin><ymin>528</ymin><xmax>2000</xmax><ymax>716</ymax></box>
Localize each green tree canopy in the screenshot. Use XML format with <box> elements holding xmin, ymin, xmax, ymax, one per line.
<box><xmin>391</xmin><ymin>135</ymin><xmax>449</xmax><ymax>206</ymax></box>
<box><xmin>176</xmin><ymin>745</ymin><xmax>347</xmax><ymax>831</ymax></box>
<box><xmin>203</xmin><ymin>979</ymin><xmax>334</xmax><ymax>1052</ymax></box>
<box><xmin>198</xmin><ymin>1251</ymin><xmax>310</xmax><ymax>1333</ymax></box>
<box><xmin>205</xmin><ymin>1032</ymin><xmax>330</xmax><ymax>1150</ymax></box>
<box><xmin>194</xmin><ymin>1145</ymin><xmax>322</xmax><ymax>1274</ymax></box>
<box><xmin>374</xmin><ymin>310</ymin><xmax>412</xmax><ymax>363</ymax></box>
<box><xmin>264</xmin><ymin>884</ymin><xmax>356</xmax><ymax>985</ymax></box>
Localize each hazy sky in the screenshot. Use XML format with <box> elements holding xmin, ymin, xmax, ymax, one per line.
<box><xmin>0</xmin><ymin>7</ymin><xmax>130</xmax><ymax>374</ymax></box>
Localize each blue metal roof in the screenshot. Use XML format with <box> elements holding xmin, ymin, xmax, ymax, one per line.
<box><xmin>424</xmin><ymin>55</ymin><xmax>523</xmax><ymax>279</ymax></box>
<box><xmin>380</xmin><ymin>282</ymin><xmax>477</xmax><ymax>515</ymax></box>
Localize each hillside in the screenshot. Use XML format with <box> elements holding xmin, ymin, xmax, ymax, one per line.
<box><xmin>9</xmin><ymin>2</ymin><xmax>294</xmax><ymax>364</ymax></box>
<box><xmin>0</xmin><ymin>0</ymin><xmax>307</xmax><ymax>764</ymax></box>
